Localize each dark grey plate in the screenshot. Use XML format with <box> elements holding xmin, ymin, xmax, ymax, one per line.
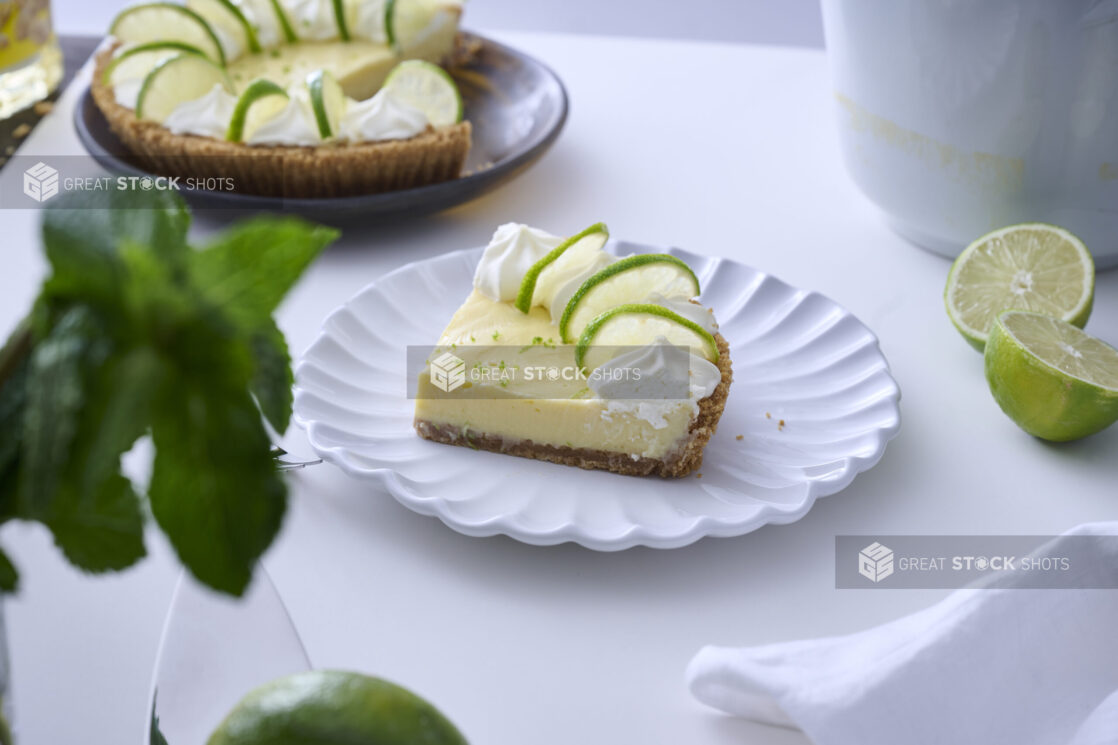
<box><xmin>73</xmin><ymin>33</ymin><xmax>567</xmax><ymax>219</ymax></box>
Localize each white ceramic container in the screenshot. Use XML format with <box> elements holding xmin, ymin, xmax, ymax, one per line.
<box><xmin>822</xmin><ymin>0</ymin><xmax>1118</xmax><ymax>266</ymax></box>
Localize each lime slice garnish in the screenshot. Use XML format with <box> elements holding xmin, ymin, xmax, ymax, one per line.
<box><xmin>208</xmin><ymin>670</ymin><xmax>468</xmax><ymax>745</ymax></box>
<box><xmin>111</xmin><ymin>2</ymin><xmax>227</xmax><ymax>66</ymax></box>
<box><xmin>385</xmin><ymin>0</ymin><xmax>459</xmax><ymax>54</ymax></box>
<box><xmin>103</xmin><ymin>41</ymin><xmax>208</xmax><ymax>86</ymax></box>
<box><xmin>136</xmin><ymin>53</ymin><xmax>234</xmax><ymax>122</ymax></box>
<box><xmin>575</xmin><ymin>303</ymin><xmax>719</xmax><ymax>372</ymax></box>
<box><xmin>945</xmin><ymin>223</ymin><xmax>1094</xmax><ymax>351</ymax></box>
<box><xmin>382</xmin><ymin>59</ymin><xmax>462</xmax><ymax>126</ymax></box>
<box><xmin>560</xmin><ymin>254</ymin><xmax>701</xmax><ymax>343</ymax></box>
<box><xmin>266</xmin><ymin>0</ymin><xmax>298</xmax><ymax>42</ymax></box>
<box><xmin>187</xmin><ymin>0</ymin><xmax>263</xmax><ymax>54</ymax></box>
<box><xmin>306</xmin><ymin>68</ymin><xmax>346</xmax><ymax>138</ymax></box>
<box><xmin>226</xmin><ymin>78</ymin><xmax>289</xmax><ymax>141</ymax></box>
<box><xmin>332</xmin><ymin>0</ymin><xmax>351</xmax><ymax>40</ymax></box>
<box><xmin>985</xmin><ymin>311</ymin><xmax>1118</xmax><ymax>441</ymax></box>
<box><xmin>514</xmin><ymin>222</ymin><xmax>609</xmax><ymax>314</ymax></box>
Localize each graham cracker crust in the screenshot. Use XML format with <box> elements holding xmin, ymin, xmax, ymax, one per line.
<box><xmin>415</xmin><ymin>333</ymin><xmax>733</xmax><ymax>478</ymax></box>
<box><xmin>90</xmin><ymin>44</ymin><xmax>472</xmax><ymax>198</ymax></box>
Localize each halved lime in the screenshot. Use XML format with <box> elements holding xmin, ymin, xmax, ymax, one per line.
<box><xmin>383</xmin><ymin>59</ymin><xmax>462</xmax><ymax>126</ymax></box>
<box><xmin>136</xmin><ymin>53</ymin><xmax>234</xmax><ymax>122</ymax></box>
<box><xmin>103</xmin><ymin>41</ymin><xmax>207</xmax><ymax>86</ymax></box>
<box><xmin>945</xmin><ymin>223</ymin><xmax>1094</xmax><ymax>351</ymax></box>
<box><xmin>576</xmin><ymin>303</ymin><xmax>719</xmax><ymax>372</ymax></box>
<box><xmin>207</xmin><ymin>670</ymin><xmax>468</xmax><ymax>745</ymax></box>
<box><xmin>188</xmin><ymin>0</ymin><xmax>263</xmax><ymax>54</ymax></box>
<box><xmin>514</xmin><ymin>222</ymin><xmax>609</xmax><ymax>313</ymax></box>
<box><xmin>226</xmin><ymin>78</ymin><xmax>289</xmax><ymax>141</ymax></box>
<box><xmin>306</xmin><ymin>69</ymin><xmax>346</xmax><ymax>138</ymax></box>
<box><xmin>560</xmin><ymin>255</ymin><xmax>701</xmax><ymax>343</ymax></box>
<box><xmin>111</xmin><ymin>3</ymin><xmax>227</xmax><ymax>65</ymax></box>
<box><xmin>984</xmin><ymin>311</ymin><xmax>1118</xmax><ymax>441</ymax></box>
<box><xmin>386</xmin><ymin>0</ymin><xmax>459</xmax><ymax>54</ymax></box>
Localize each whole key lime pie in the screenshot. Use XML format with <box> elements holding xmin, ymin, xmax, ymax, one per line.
<box><xmin>414</xmin><ymin>223</ymin><xmax>733</xmax><ymax>477</ymax></box>
<box><xmin>91</xmin><ymin>0</ymin><xmax>470</xmax><ymax>197</ymax></box>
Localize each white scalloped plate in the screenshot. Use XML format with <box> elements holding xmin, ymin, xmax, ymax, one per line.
<box><xmin>293</xmin><ymin>242</ymin><xmax>902</xmax><ymax>550</ymax></box>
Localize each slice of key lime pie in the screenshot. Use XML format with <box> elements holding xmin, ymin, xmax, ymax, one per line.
<box><xmin>414</xmin><ymin>223</ymin><xmax>733</xmax><ymax>478</ymax></box>
<box><xmin>91</xmin><ymin>0</ymin><xmax>470</xmax><ymax>197</ymax></box>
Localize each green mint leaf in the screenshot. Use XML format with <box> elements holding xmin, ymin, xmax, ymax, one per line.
<box><xmin>0</xmin><ymin>543</ymin><xmax>18</xmax><ymax>592</ymax></box>
<box><xmin>40</xmin><ymin>190</ymin><xmax>191</xmax><ymax>311</ymax></box>
<box><xmin>0</xmin><ymin>699</ymin><xmax>11</xmax><ymax>745</ymax></box>
<box><xmin>20</xmin><ymin>307</ymin><xmax>110</xmax><ymax>518</ymax></box>
<box><xmin>46</xmin><ymin>470</ymin><xmax>146</xmax><ymax>572</ymax></box>
<box><xmin>0</xmin><ymin>317</ymin><xmax>31</xmax><ymax>478</ymax></box>
<box><xmin>0</xmin><ymin>352</ymin><xmax>28</xmax><ymax>480</ymax></box>
<box><xmin>250</xmin><ymin>318</ymin><xmax>294</xmax><ymax>434</ymax></box>
<box><xmin>70</xmin><ymin>348</ymin><xmax>163</xmax><ymax>494</ymax></box>
<box><xmin>190</xmin><ymin>218</ymin><xmax>338</xmax><ymax>328</ymax></box>
<box><xmin>149</xmin><ymin>317</ymin><xmax>286</xmax><ymax>596</ymax></box>
<box><xmin>41</xmin><ymin>348</ymin><xmax>162</xmax><ymax>572</ymax></box>
<box><xmin>0</xmin><ymin>461</ymin><xmax>16</xmax><ymax>525</ymax></box>
<box><xmin>150</xmin><ymin>693</ymin><xmax>170</xmax><ymax>745</ymax></box>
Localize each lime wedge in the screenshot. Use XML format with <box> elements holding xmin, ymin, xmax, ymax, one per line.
<box><xmin>576</xmin><ymin>303</ymin><xmax>719</xmax><ymax>372</ymax></box>
<box><xmin>386</xmin><ymin>0</ymin><xmax>460</xmax><ymax>55</ymax></box>
<box><xmin>188</xmin><ymin>0</ymin><xmax>263</xmax><ymax>54</ymax></box>
<box><xmin>514</xmin><ymin>223</ymin><xmax>609</xmax><ymax>314</ymax></box>
<box><xmin>985</xmin><ymin>311</ymin><xmax>1118</xmax><ymax>441</ymax></box>
<box><xmin>207</xmin><ymin>670</ymin><xmax>468</xmax><ymax>745</ymax></box>
<box><xmin>226</xmin><ymin>78</ymin><xmax>289</xmax><ymax>141</ymax></box>
<box><xmin>103</xmin><ymin>41</ymin><xmax>207</xmax><ymax>86</ymax></box>
<box><xmin>136</xmin><ymin>53</ymin><xmax>233</xmax><ymax>122</ymax></box>
<box><xmin>111</xmin><ymin>3</ymin><xmax>227</xmax><ymax>66</ymax></box>
<box><xmin>306</xmin><ymin>69</ymin><xmax>346</xmax><ymax>138</ymax></box>
<box><xmin>560</xmin><ymin>255</ymin><xmax>701</xmax><ymax>343</ymax></box>
<box><xmin>945</xmin><ymin>223</ymin><xmax>1094</xmax><ymax>351</ymax></box>
<box><xmin>382</xmin><ymin>59</ymin><xmax>462</xmax><ymax>126</ymax></box>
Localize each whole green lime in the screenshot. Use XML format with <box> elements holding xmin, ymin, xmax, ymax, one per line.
<box><xmin>207</xmin><ymin>670</ymin><xmax>468</xmax><ymax>745</ymax></box>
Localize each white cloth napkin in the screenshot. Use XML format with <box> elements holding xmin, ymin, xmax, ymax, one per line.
<box><xmin>686</xmin><ymin>523</ymin><xmax>1118</xmax><ymax>745</ymax></box>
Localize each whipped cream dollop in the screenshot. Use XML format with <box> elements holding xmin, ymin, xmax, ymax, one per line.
<box><xmin>349</xmin><ymin>0</ymin><xmax>388</xmax><ymax>42</ymax></box>
<box><xmin>113</xmin><ymin>77</ymin><xmax>144</xmax><ymax>110</ymax></box>
<box><xmin>590</xmin><ymin>338</ymin><xmax>722</xmax><ymax>428</ymax></box>
<box><xmin>339</xmin><ymin>87</ymin><xmax>428</xmax><ymax>142</ymax></box>
<box><xmin>211</xmin><ymin>22</ymin><xmax>246</xmax><ymax>62</ymax></box>
<box><xmin>474</xmin><ymin>223</ymin><xmax>564</xmax><ymax>302</ymax></box>
<box><xmin>644</xmin><ymin>292</ymin><xmax>718</xmax><ymax>333</ymax></box>
<box><xmin>280</xmin><ymin>0</ymin><xmax>339</xmax><ymax>40</ymax></box>
<box><xmin>547</xmin><ymin>251</ymin><xmax>615</xmax><ymax>317</ymax></box>
<box><xmin>589</xmin><ymin>337</ymin><xmax>721</xmax><ymax>401</ymax></box>
<box><xmin>163</xmin><ymin>84</ymin><xmax>237</xmax><ymax>139</ymax></box>
<box><xmin>246</xmin><ymin>88</ymin><xmax>322</xmax><ymax>145</ymax></box>
<box><xmin>232</xmin><ymin>0</ymin><xmax>285</xmax><ymax>48</ymax></box>
<box><xmin>589</xmin><ymin>339</ymin><xmax>690</xmax><ymax>402</ymax></box>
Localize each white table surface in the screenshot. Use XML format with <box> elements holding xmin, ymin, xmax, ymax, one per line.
<box><xmin>3</xmin><ymin>30</ymin><xmax>1118</xmax><ymax>745</ymax></box>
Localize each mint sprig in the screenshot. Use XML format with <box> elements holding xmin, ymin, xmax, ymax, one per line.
<box><xmin>0</xmin><ymin>189</ymin><xmax>338</xmax><ymax>596</ymax></box>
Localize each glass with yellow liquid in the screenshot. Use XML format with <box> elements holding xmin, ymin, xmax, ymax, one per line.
<box><xmin>0</xmin><ymin>0</ymin><xmax>61</xmax><ymax>120</ymax></box>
